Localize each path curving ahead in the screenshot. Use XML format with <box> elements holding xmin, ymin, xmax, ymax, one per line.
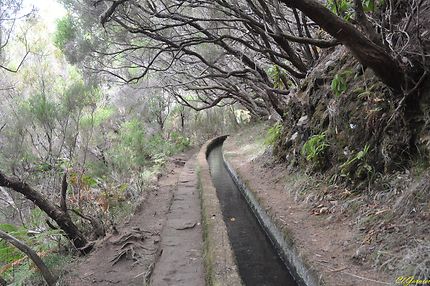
<box><xmin>150</xmin><ymin>156</ymin><xmax>205</xmax><ymax>286</ymax></box>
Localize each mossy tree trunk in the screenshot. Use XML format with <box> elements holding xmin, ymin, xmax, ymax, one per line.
<box><xmin>279</xmin><ymin>0</ymin><xmax>404</xmax><ymax>91</ymax></box>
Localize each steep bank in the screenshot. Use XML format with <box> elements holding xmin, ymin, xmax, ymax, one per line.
<box><xmin>223</xmin><ymin>123</ymin><xmax>429</xmax><ymax>285</ymax></box>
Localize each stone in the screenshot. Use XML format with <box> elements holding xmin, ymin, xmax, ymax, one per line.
<box><xmin>297</xmin><ymin>115</ymin><xmax>308</xmax><ymax>127</ymax></box>
<box><xmin>290</xmin><ymin>131</ymin><xmax>299</xmax><ymax>141</ymax></box>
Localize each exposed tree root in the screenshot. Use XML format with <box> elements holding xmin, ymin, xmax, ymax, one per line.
<box><xmin>110</xmin><ymin>228</ymin><xmax>157</xmax><ymax>266</ymax></box>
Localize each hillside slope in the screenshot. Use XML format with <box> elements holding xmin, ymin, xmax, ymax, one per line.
<box><xmin>224</xmin><ymin>123</ymin><xmax>429</xmax><ymax>285</ymax></box>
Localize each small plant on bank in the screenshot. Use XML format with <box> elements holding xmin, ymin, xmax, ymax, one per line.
<box><xmin>340</xmin><ymin>144</ymin><xmax>373</xmax><ymax>180</ymax></box>
<box><xmin>331</xmin><ymin>69</ymin><xmax>354</xmax><ymax>96</ymax></box>
<box><xmin>264</xmin><ymin>122</ymin><xmax>283</xmax><ymax>146</ymax></box>
<box><xmin>326</xmin><ymin>0</ymin><xmax>353</xmax><ymax>20</ymax></box>
<box><xmin>301</xmin><ymin>132</ymin><xmax>329</xmax><ymax>162</ymax></box>
<box><xmin>331</xmin><ymin>73</ymin><xmax>348</xmax><ymax>96</ymax></box>
<box><xmin>267</xmin><ymin>65</ymin><xmax>288</xmax><ymax>89</ymax></box>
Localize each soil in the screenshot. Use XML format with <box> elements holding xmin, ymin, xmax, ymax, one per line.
<box><xmin>223</xmin><ymin>136</ymin><xmax>393</xmax><ymax>286</ymax></box>
<box><xmin>64</xmin><ymin>150</ymin><xmax>204</xmax><ymax>286</ymax></box>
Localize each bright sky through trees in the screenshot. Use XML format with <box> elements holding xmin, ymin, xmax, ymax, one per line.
<box><xmin>24</xmin><ymin>0</ymin><xmax>66</xmax><ymax>31</ymax></box>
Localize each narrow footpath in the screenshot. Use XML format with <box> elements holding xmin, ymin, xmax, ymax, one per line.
<box><xmin>150</xmin><ymin>156</ymin><xmax>204</xmax><ymax>285</ymax></box>
<box><xmin>65</xmin><ymin>151</ymin><xmax>204</xmax><ymax>286</ymax></box>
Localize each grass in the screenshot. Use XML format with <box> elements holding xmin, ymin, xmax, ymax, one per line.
<box><xmin>5</xmin><ymin>253</ymin><xmax>72</xmax><ymax>286</ymax></box>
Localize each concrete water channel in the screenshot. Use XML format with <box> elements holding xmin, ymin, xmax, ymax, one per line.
<box><xmin>207</xmin><ymin>143</ymin><xmax>300</xmax><ymax>286</ymax></box>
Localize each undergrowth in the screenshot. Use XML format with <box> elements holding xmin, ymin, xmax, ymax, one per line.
<box><xmin>301</xmin><ymin>132</ymin><xmax>329</xmax><ymax>164</ymax></box>
<box><xmin>264</xmin><ymin>122</ymin><xmax>283</xmax><ymax>146</ymax></box>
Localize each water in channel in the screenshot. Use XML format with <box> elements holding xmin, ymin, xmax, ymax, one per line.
<box><xmin>207</xmin><ymin>144</ymin><xmax>298</xmax><ymax>286</ymax></box>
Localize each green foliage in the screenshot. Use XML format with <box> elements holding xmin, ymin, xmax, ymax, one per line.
<box><xmin>326</xmin><ymin>0</ymin><xmax>381</xmax><ymax>19</ymax></box>
<box><xmin>267</xmin><ymin>65</ymin><xmax>288</xmax><ymax>89</ymax></box>
<box><xmin>25</xmin><ymin>93</ymin><xmax>58</xmax><ymax>128</ymax></box>
<box><xmin>331</xmin><ymin>69</ymin><xmax>355</xmax><ymax>97</ymax></box>
<box><xmin>82</xmin><ymin>174</ymin><xmax>98</xmax><ymax>187</ymax></box>
<box><xmin>331</xmin><ymin>73</ymin><xmax>348</xmax><ymax>96</ymax></box>
<box><xmin>301</xmin><ymin>132</ymin><xmax>329</xmax><ymax>161</ymax></box>
<box><xmin>340</xmin><ymin>144</ymin><xmax>373</xmax><ymax>178</ymax></box>
<box><xmin>145</xmin><ymin>134</ymin><xmax>171</xmax><ymax>157</ymax></box>
<box><xmin>170</xmin><ymin>131</ymin><xmax>190</xmax><ymax>151</ymax></box>
<box><xmin>80</xmin><ymin>106</ymin><xmax>114</xmax><ymax>128</ymax></box>
<box><xmin>85</xmin><ymin>160</ymin><xmax>108</xmax><ymax>178</ymax></box>
<box><xmin>0</xmin><ymin>224</ymin><xmax>25</xmax><ymax>264</ymax></box>
<box><xmin>6</xmin><ymin>253</ymin><xmax>72</xmax><ymax>286</ymax></box>
<box><xmin>60</xmin><ymin>80</ymin><xmax>95</xmax><ymax>114</ymax></box>
<box><xmin>362</xmin><ymin>0</ymin><xmax>385</xmax><ymax>12</ymax></box>
<box><xmin>110</xmin><ymin>119</ymin><xmax>152</xmax><ymax>169</ymax></box>
<box><xmin>54</xmin><ymin>15</ymin><xmax>76</xmax><ymax>50</ymax></box>
<box><xmin>264</xmin><ymin>122</ymin><xmax>283</xmax><ymax>145</ymax></box>
<box><xmin>121</xmin><ymin>119</ymin><xmax>145</xmax><ymax>146</ymax></box>
<box><xmin>363</xmin><ymin>0</ymin><xmax>375</xmax><ymax>12</ymax></box>
<box><xmin>0</xmin><ymin>221</ymin><xmax>64</xmax><ymax>279</ymax></box>
<box><xmin>109</xmin><ymin>118</ymin><xmax>191</xmax><ymax>172</ymax></box>
<box><xmin>326</xmin><ymin>0</ymin><xmax>354</xmax><ymax>20</ymax></box>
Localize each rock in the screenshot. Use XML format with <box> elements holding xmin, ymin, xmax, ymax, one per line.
<box><xmin>352</xmin><ymin>245</ymin><xmax>370</xmax><ymax>263</ymax></box>
<box><xmin>174</xmin><ymin>222</ymin><xmax>197</xmax><ymax>230</ymax></box>
<box><xmin>290</xmin><ymin>131</ymin><xmax>299</xmax><ymax>141</ymax></box>
<box><xmin>297</xmin><ymin>115</ymin><xmax>308</xmax><ymax>127</ymax></box>
<box><xmin>325</xmin><ymin>60</ymin><xmax>335</xmax><ymax>70</ymax></box>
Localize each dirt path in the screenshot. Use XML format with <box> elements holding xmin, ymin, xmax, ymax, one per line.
<box><xmin>150</xmin><ymin>156</ymin><xmax>204</xmax><ymax>286</ymax></box>
<box><xmin>65</xmin><ymin>151</ymin><xmax>203</xmax><ymax>285</ymax></box>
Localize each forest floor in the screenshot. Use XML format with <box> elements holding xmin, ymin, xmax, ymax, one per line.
<box><xmin>63</xmin><ymin>149</ymin><xmax>204</xmax><ymax>286</ymax></box>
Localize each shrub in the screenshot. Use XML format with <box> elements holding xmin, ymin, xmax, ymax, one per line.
<box><xmin>301</xmin><ymin>132</ymin><xmax>329</xmax><ymax>162</ymax></box>
<box><xmin>170</xmin><ymin>131</ymin><xmax>191</xmax><ymax>152</ymax></box>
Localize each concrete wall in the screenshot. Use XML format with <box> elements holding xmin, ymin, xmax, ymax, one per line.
<box><xmin>197</xmin><ymin>135</ymin><xmax>242</xmax><ymax>286</ymax></box>
<box><xmin>224</xmin><ymin>155</ymin><xmax>323</xmax><ymax>286</ymax></box>
<box><xmin>198</xmin><ymin>135</ymin><xmax>323</xmax><ymax>286</ymax></box>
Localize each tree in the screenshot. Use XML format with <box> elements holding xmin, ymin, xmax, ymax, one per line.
<box><xmin>278</xmin><ymin>0</ymin><xmax>404</xmax><ymax>90</ymax></box>
<box><xmin>59</xmin><ymin>0</ymin><xmax>342</xmax><ymax>119</ymax></box>
<box><xmin>0</xmin><ymin>230</ymin><xmax>57</xmax><ymax>286</ymax></box>
<box><xmin>0</xmin><ymin>172</ymin><xmax>91</xmax><ymax>253</ymax></box>
<box><xmin>0</xmin><ymin>20</ymin><xmax>104</xmax><ymax>253</ymax></box>
<box><xmin>59</xmin><ymin>0</ymin><xmax>420</xmax><ymax>127</ymax></box>
<box><xmin>146</xmin><ymin>92</ymin><xmax>173</xmax><ymax>132</ymax></box>
<box><xmin>0</xmin><ymin>0</ymin><xmax>33</xmax><ymax>73</ymax></box>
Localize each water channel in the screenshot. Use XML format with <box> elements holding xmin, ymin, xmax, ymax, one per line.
<box><xmin>207</xmin><ymin>143</ymin><xmax>299</xmax><ymax>286</ymax></box>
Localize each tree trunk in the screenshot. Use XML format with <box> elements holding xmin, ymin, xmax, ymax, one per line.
<box><xmin>279</xmin><ymin>0</ymin><xmax>404</xmax><ymax>91</ymax></box>
<box><xmin>0</xmin><ymin>172</ymin><xmax>90</xmax><ymax>253</ymax></box>
<box><xmin>0</xmin><ymin>230</ymin><xmax>57</xmax><ymax>286</ymax></box>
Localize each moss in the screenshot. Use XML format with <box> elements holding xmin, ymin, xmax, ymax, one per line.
<box><xmin>197</xmin><ymin>168</ymin><xmax>215</xmax><ymax>286</ymax></box>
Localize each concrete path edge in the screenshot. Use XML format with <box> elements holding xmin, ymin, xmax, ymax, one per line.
<box><xmin>197</xmin><ymin>135</ymin><xmax>243</xmax><ymax>286</ymax></box>
<box><xmin>223</xmin><ymin>146</ymin><xmax>324</xmax><ymax>286</ymax></box>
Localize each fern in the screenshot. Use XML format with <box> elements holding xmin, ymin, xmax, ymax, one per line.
<box><xmin>301</xmin><ymin>132</ymin><xmax>329</xmax><ymax>161</ymax></box>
